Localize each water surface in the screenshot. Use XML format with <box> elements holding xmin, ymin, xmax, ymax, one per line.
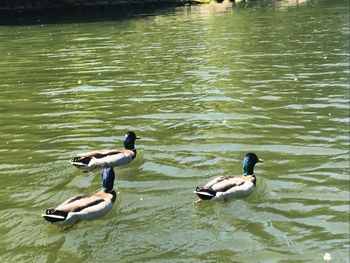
<box><xmin>0</xmin><ymin>0</ymin><xmax>349</xmax><ymax>262</ymax></box>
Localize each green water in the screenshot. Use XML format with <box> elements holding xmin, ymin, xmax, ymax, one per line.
<box><xmin>0</xmin><ymin>0</ymin><xmax>349</xmax><ymax>262</ymax></box>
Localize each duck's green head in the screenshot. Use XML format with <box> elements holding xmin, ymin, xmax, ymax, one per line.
<box><xmin>123</xmin><ymin>131</ymin><xmax>140</xmax><ymax>150</ymax></box>
<box><xmin>102</xmin><ymin>167</ymin><xmax>115</xmax><ymax>193</ymax></box>
<box><xmin>243</xmin><ymin>153</ymin><xmax>263</xmax><ymax>176</ymax></box>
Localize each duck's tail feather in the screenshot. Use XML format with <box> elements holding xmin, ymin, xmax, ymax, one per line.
<box><xmin>71</xmin><ymin>156</ymin><xmax>91</xmax><ymax>165</ymax></box>
<box><xmin>42</xmin><ymin>209</ymin><xmax>68</xmax><ymax>223</ymax></box>
<box><xmin>70</xmin><ymin>157</ymin><xmax>92</xmax><ymax>170</ymax></box>
<box><xmin>194</xmin><ymin>187</ymin><xmax>216</xmax><ymax>201</ymax></box>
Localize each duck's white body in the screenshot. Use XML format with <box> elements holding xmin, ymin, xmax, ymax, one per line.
<box><xmin>195</xmin><ymin>175</ymin><xmax>256</xmax><ymax>202</ymax></box>
<box><xmin>70</xmin><ymin>149</ymin><xmax>135</xmax><ymax>171</ymax></box>
<box><xmin>42</xmin><ymin>191</ymin><xmax>116</xmax><ymax>225</ymax></box>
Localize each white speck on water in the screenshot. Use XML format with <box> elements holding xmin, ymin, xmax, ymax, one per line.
<box><xmin>323</xmin><ymin>252</ymin><xmax>331</xmax><ymax>261</ymax></box>
<box><xmin>140</xmin><ymin>197</ymin><xmax>143</xmax><ymax>201</ymax></box>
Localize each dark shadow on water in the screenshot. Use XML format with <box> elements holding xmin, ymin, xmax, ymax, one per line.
<box><xmin>0</xmin><ymin>3</ymin><xmax>187</xmax><ymax>26</ymax></box>
<box><xmin>0</xmin><ymin>0</ymin><xmax>331</xmax><ymax>26</ymax></box>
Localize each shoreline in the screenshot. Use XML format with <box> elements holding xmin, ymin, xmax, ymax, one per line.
<box><xmin>0</xmin><ymin>0</ymin><xmax>203</xmax><ymax>25</ymax></box>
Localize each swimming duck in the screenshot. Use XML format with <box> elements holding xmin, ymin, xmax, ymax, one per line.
<box><xmin>70</xmin><ymin>131</ymin><xmax>140</xmax><ymax>171</ymax></box>
<box><xmin>42</xmin><ymin>167</ymin><xmax>116</xmax><ymax>225</ymax></box>
<box><xmin>194</xmin><ymin>153</ymin><xmax>263</xmax><ymax>204</ymax></box>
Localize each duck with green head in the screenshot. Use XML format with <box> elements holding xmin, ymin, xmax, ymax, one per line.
<box><xmin>70</xmin><ymin>131</ymin><xmax>140</xmax><ymax>171</ymax></box>
<box><xmin>194</xmin><ymin>153</ymin><xmax>263</xmax><ymax>204</ymax></box>
<box><xmin>42</xmin><ymin>167</ymin><xmax>117</xmax><ymax>225</ymax></box>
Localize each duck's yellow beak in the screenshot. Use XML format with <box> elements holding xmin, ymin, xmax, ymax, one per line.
<box><xmin>136</xmin><ymin>136</ymin><xmax>141</xmax><ymax>139</ymax></box>
<box><xmin>258</xmin><ymin>158</ymin><xmax>264</xmax><ymax>163</ymax></box>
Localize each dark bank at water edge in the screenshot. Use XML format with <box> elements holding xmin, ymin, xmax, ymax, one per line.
<box><xmin>0</xmin><ymin>0</ymin><xmax>202</xmax><ymax>24</ymax></box>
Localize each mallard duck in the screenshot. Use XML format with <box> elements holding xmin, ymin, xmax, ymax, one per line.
<box><xmin>42</xmin><ymin>167</ymin><xmax>116</xmax><ymax>225</ymax></box>
<box><xmin>70</xmin><ymin>131</ymin><xmax>140</xmax><ymax>171</ymax></box>
<box><xmin>194</xmin><ymin>153</ymin><xmax>263</xmax><ymax>204</ymax></box>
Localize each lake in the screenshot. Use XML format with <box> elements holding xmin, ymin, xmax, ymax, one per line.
<box><xmin>0</xmin><ymin>0</ymin><xmax>349</xmax><ymax>262</ymax></box>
